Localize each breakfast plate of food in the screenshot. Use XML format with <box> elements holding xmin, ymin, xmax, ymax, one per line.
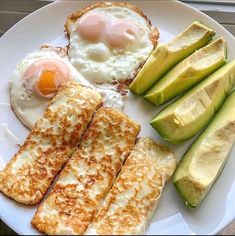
<box><xmin>0</xmin><ymin>0</ymin><xmax>235</xmax><ymax>235</ymax></box>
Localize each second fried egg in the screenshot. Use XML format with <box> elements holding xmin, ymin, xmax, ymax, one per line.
<box><xmin>66</xmin><ymin>3</ymin><xmax>157</xmax><ymax>84</ymax></box>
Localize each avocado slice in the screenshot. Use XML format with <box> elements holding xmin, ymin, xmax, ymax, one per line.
<box><xmin>145</xmin><ymin>38</ymin><xmax>227</xmax><ymax>105</ymax></box>
<box><xmin>173</xmin><ymin>90</ymin><xmax>235</xmax><ymax>207</ymax></box>
<box><xmin>129</xmin><ymin>21</ymin><xmax>215</xmax><ymax>95</ymax></box>
<box><xmin>150</xmin><ymin>60</ymin><xmax>235</xmax><ymax>143</ymax></box>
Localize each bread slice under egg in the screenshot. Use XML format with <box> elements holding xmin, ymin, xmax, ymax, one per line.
<box><xmin>85</xmin><ymin>137</ymin><xmax>177</xmax><ymax>235</ymax></box>
<box><xmin>65</xmin><ymin>2</ymin><xmax>159</xmax><ymax>85</ymax></box>
<box><xmin>0</xmin><ymin>82</ymin><xmax>102</xmax><ymax>205</ymax></box>
<box><xmin>31</xmin><ymin>107</ymin><xmax>140</xmax><ymax>235</ymax></box>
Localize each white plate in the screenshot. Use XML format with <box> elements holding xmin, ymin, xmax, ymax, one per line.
<box><xmin>0</xmin><ymin>0</ymin><xmax>235</xmax><ymax>235</ymax></box>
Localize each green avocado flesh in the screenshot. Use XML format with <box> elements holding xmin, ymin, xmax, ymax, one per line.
<box><xmin>145</xmin><ymin>38</ymin><xmax>227</xmax><ymax>105</ymax></box>
<box><xmin>150</xmin><ymin>60</ymin><xmax>235</xmax><ymax>143</ymax></box>
<box><xmin>129</xmin><ymin>21</ymin><xmax>215</xmax><ymax>95</ymax></box>
<box><xmin>173</xmin><ymin>90</ymin><xmax>235</xmax><ymax>208</ymax></box>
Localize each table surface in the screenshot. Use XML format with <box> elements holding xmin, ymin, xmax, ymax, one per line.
<box><xmin>0</xmin><ymin>217</ymin><xmax>235</xmax><ymax>235</ymax></box>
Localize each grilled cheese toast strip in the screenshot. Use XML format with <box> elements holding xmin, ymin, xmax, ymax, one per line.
<box><xmin>31</xmin><ymin>107</ymin><xmax>141</xmax><ymax>235</ymax></box>
<box><xmin>0</xmin><ymin>82</ymin><xmax>102</xmax><ymax>205</ymax></box>
<box><xmin>85</xmin><ymin>137</ymin><xmax>176</xmax><ymax>235</ymax></box>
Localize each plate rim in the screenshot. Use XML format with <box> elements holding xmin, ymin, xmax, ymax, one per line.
<box><xmin>0</xmin><ymin>0</ymin><xmax>235</xmax><ymax>235</ymax></box>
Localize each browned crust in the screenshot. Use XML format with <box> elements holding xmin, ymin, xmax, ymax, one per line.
<box><xmin>64</xmin><ymin>2</ymin><xmax>159</xmax><ymax>91</ymax></box>
<box><xmin>31</xmin><ymin>107</ymin><xmax>140</xmax><ymax>234</ymax></box>
<box><xmin>0</xmin><ymin>82</ymin><xmax>103</xmax><ymax>205</ymax></box>
<box><xmin>85</xmin><ymin>137</ymin><xmax>176</xmax><ymax>235</ymax></box>
<box><xmin>40</xmin><ymin>44</ymin><xmax>68</xmax><ymax>58</ymax></box>
<box><xmin>65</xmin><ymin>2</ymin><xmax>159</xmax><ymax>48</ymax></box>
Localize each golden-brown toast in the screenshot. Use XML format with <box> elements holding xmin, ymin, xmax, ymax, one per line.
<box><xmin>85</xmin><ymin>137</ymin><xmax>176</xmax><ymax>235</ymax></box>
<box><xmin>0</xmin><ymin>82</ymin><xmax>102</xmax><ymax>205</ymax></box>
<box><xmin>31</xmin><ymin>107</ymin><xmax>140</xmax><ymax>235</ymax></box>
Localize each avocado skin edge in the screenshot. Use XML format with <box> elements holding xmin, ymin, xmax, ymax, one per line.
<box><xmin>149</xmin><ymin>60</ymin><xmax>235</xmax><ymax>144</ymax></box>
<box><xmin>173</xmin><ymin>159</ymin><xmax>230</xmax><ymax>208</ymax></box>
<box><xmin>144</xmin><ymin>38</ymin><xmax>227</xmax><ymax>106</ymax></box>
<box><xmin>150</xmin><ymin>112</ymin><xmax>217</xmax><ymax>144</ymax></box>
<box><xmin>173</xmin><ymin>91</ymin><xmax>235</xmax><ymax>207</ymax></box>
<box><xmin>129</xmin><ymin>21</ymin><xmax>215</xmax><ymax>95</ymax></box>
<box><xmin>173</xmin><ymin>181</ymin><xmax>197</xmax><ymax>208</ymax></box>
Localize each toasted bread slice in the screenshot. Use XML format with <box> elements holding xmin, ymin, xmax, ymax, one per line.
<box><xmin>0</xmin><ymin>82</ymin><xmax>102</xmax><ymax>205</ymax></box>
<box><xmin>85</xmin><ymin>137</ymin><xmax>176</xmax><ymax>235</ymax></box>
<box><xmin>31</xmin><ymin>107</ymin><xmax>140</xmax><ymax>235</ymax></box>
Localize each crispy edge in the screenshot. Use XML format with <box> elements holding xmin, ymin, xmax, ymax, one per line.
<box><xmin>64</xmin><ymin>1</ymin><xmax>159</xmax><ymax>88</ymax></box>
<box><xmin>31</xmin><ymin>107</ymin><xmax>141</xmax><ymax>234</ymax></box>
<box><xmin>2</xmin><ymin>82</ymin><xmax>103</xmax><ymax>205</ymax></box>
<box><xmin>136</xmin><ymin>137</ymin><xmax>177</xmax><ymax>181</ymax></box>
<box><xmin>85</xmin><ymin>137</ymin><xmax>176</xmax><ymax>235</ymax></box>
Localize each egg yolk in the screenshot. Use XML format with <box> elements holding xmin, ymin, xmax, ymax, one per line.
<box><xmin>77</xmin><ymin>13</ymin><xmax>143</xmax><ymax>49</ymax></box>
<box><xmin>77</xmin><ymin>13</ymin><xmax>108</xmax><ymax>42</ymax></box>
<box><xmin>23</xmin><ymin>59</ymin><xmax>69</xmax><ymax>98</ymax></box>
<box><xmin>106</xmin><ymin>20</ymin><xmax>143</xmax><ymax>49</ymax></box>
<box><xmin>37</xmin><ymin>70</ymin><xmax>58</xmax><ymax>96</ymax></box>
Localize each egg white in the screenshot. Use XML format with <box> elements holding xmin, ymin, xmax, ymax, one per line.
<box><xmin>68</xmin><ymin>6</ymin><xmax>154</xmax><ymax>84</ymax></box>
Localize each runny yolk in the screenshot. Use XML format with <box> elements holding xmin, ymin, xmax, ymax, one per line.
<box><xmin>23</xmin><ymin>59</ymin><xmax>69</xmax><ymax>98</ymax></box>
<box><xmin>77</xmin><ymin>13</ymin><xmax>143</xmax><ymax>49</ymax></box>
<box><xmin>37</xmin><ymin>70</ymin><xmax>57</xmax><ymax>96</ymax></box>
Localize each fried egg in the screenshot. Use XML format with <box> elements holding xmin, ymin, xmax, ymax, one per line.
<box><xmin>65</xmin><ymin>2</ymin><xmax>158</xmax><ymax>84</ymax></box>
<box><xmin>10</xmin><ymin>48</ymin><xmax>124</xmax><ymax>129</ymax></box>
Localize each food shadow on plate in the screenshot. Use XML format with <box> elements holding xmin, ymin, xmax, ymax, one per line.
<box><xmin>0</xmin><ymin>103</ymin><xmax>28</xmax><ymax>166</ymax></box>
<box><xmin>147</xmin><ymin>182</ymin><xmax>194</xmax><ymax>235</ymax></box>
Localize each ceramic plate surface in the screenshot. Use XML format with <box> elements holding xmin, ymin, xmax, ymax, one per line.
<box><xmin>0</xmin><ymin>0</ymin><xmax>235</xmax><ymax>234</ymax></box>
